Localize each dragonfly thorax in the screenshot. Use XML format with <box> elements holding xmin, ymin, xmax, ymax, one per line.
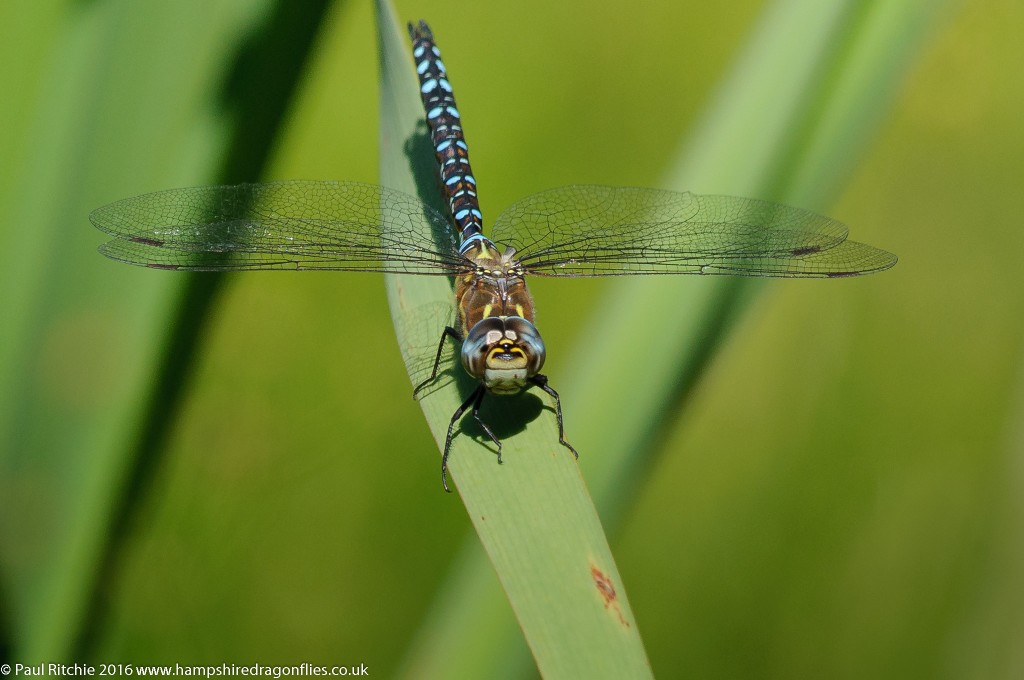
<box><xmin>456</xmin><ymin>235</ymin><xmax>537</xmax><ymax>328</ymax></box>
<box><xmin>460</xmin><ymin>235</ymin><xmax>523</xmax><ymax>278</ymax></box>
<box><xmin>461</xmin><ymin>316</ymin><xmax>545</xmax><ymax>395</ymax></box>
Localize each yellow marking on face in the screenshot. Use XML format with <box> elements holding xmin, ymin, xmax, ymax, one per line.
<box><xmin>487</xmin><ymin>344</ymin><xmax>527</xmax><ymax>367</ymax></box>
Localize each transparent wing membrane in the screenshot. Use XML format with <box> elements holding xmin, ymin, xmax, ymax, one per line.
<box><xmin>394</xmin><ymin>301</ymin><xmax>461</xmax><ymax>397</ymax></box>
<box><xmin>490</xmin><ymin>186</ymin><xmax>897</xmax><ymax>277</ymax></box>
<box><xmin>91</xmin><ymin>181</ymin><xmax>467</xmax><ymax>274</ymax></box>
<box><xmin>93</xmin><ymin>181</ymin><xmax>895</xmax><ymax>278</ymax></box>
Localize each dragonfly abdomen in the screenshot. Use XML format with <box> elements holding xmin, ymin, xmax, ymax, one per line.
<box><xmin>408</xmin><ymin>20</ymin><xmax>483</xmax><ymax>245</ymax></box>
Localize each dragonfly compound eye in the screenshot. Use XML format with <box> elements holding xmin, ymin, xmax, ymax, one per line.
<box><xmin>462</xmin><ymin>317</ymin><xmax>545</xmax><ymax>394</ymax></box>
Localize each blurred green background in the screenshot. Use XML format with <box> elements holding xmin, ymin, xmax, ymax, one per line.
<box><xmin>2</xmin><ymin>0</ymin><xmax>1022</xmax><ymax>677</ymax></box>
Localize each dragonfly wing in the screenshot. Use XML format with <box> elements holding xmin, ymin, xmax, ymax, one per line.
<box><xmin>91</xmin><ymin>180</ymin><xmax>467</xmax><ymax>274</ymax></box>
<box><xmin>395</xmin><ymin>300</ymin><xmax>461</xmax><ymax>397</ymax></box>
<box><xmin>490</xmin><ymin>185</ymin><xmax>896</xmax><ymax>278</ymax></box>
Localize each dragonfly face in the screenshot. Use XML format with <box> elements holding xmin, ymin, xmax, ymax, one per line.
<box><xmin>461</xmin><ymin>315</ymin><xmax>545</xmax><ymax>395</ymax></box>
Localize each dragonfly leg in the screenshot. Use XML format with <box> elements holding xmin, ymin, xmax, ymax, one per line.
<box><xmin>530</xmin><ymin>374</ymin><xmax>580</xmax><ymax>460</ymax></box>
<box><xmin>442</xmin><ymin>383</ymin><xmax>485</xmax><ymax>493</ymax></box>
<box><xmin>471</xmin><ymin>388</ymin><xmax>503</xmax><ymax>465</ymax></box>
<box><xmin>414</xmin><ymin>326</ymin><xmax>463</xmax><ymax>399</ymax></box>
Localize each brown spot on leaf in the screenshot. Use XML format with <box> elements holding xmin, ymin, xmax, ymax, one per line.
<box><xmin>591</xmin><ymin>563</ymin><xmax>630</xmax><ymax>627</ymax></box>
<box><xmin>591</xmin><ymin>565</ymin><xmax>617</xmax><ymax>607</ymax></box>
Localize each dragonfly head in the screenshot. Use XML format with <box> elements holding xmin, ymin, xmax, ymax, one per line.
<box><xmin>462</xmin><ymin>316</ymin><xmax>545</xmax><ymax>394</ymax></box>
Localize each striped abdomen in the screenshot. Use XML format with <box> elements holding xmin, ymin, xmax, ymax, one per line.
<box><xmin>408</xmin><ymin>20</ymin><xmax>483</xmax><ymax>243</ymax></box>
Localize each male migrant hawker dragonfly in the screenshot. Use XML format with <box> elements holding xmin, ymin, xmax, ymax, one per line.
<box><xmin>91</xmin><ymin>20</ymin><xmax>897</xmax><ymax>492</ymax></box>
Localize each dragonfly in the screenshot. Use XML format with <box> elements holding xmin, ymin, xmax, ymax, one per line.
<box><xmin>90</xmin><ymin>20</ymin><xmax>897</xmax><ymax>492</ymax></box>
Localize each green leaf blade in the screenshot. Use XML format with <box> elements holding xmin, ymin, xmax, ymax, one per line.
<box><xmin>377</xmin><ymin>3</ymin><xmax>653</xmax><ymax>677</ymax></box>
